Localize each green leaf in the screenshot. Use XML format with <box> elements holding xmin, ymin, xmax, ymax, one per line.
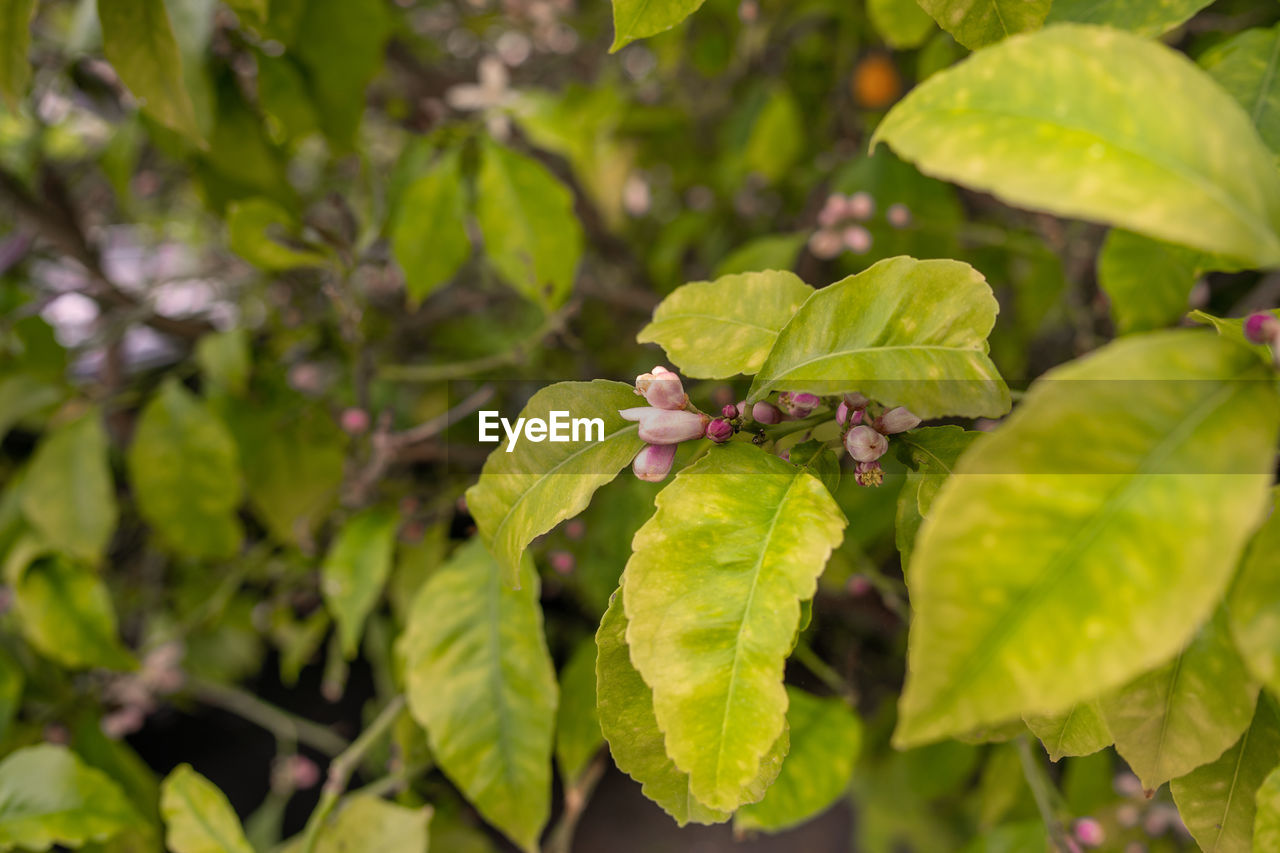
<box><xmin>227</xmin><ymin>199</ymin><xmax>327</xmax><ymax>271</ymax></box>
<box><xmin>1228</xmin><ymin>490</ymin><xmax>1280</xmax><ymax>695</ymax></box>
<box><xmin>914</xmin><ymin>0</ymin><xmax>1049</xmax><ymax>50</ymax></box>
<box><xmin>1101</xmin><ymin>610</ymin><xmax>1259</xmax><ymax>790</ymax></box>
<box><xmin>713</xmin><ymin>233</ymin><xmax>807</xmax><ymax>278</ymax></box>
<box><xmin>868</xmin><ymin>0</ymin><xmax>936</xmax><ymax>49</ymax></box>
<box><xmin>610</xmin><ymin>0</ymin><xmax>705</xmax><ymax>51</ymax></box>
<box><xmin>465</xmin><ymin>380</ymin><xmax>646</xmax><ymax>588</ymax></box>
<box><xmin>322</xmin><ymin>508</ymin><xmax>398</xmax><ymax>659</ymax></box>
<box><xmin>894</xmin><ymin>426</ymin><xmax>980</xmax><ymax>570</ymax></box>
<box><xmin>741</xmin><ymin>86</ymin><xmax>803</xmax><ymax>183</ymax></box>
<box><xmin>475</xmin><ymin>139</ymin><xmax>583</xmax><ymax>312</ymax></box>
<box><xmin>555</xmin><ymin>639</ymin><xmax>603</xmax><ymax>786</ymax></box>
<box><xmin>1097</xmin><ymin>229</ymin><xmax>1240</xmax><ymax>335</ymax></box>
<box><xmin>637</xmin><ymin>271</ymin><xmax>814</xmax><ymax>379</ymax></box>
<box><xmin>127</xmin><ymin>380</ymin><xmax>243</xmax><ymax>560</ymax></box>
<box><xmin>0</xmin><ymin>0</ymin><xmax>35</xmax><ymax>106</ymax></box>
<box><xmin>160</xmin><ymin>765</ymin><xmax>254</xmax><ymax>853</ymax></box>
<box><xmin>1172</xmin><ymin>695</ymin><xmax>1280</xmax><ymax>853</ymax></box>
<box><xmin>280</xmin><ymin>795</ymin><xmax>430</xmax><ymax>853</ymax></box>
<box><xmin>896</xmin><ymin>331</ymin><xmax>1280</xmax><ymax>747</ymax></box>
<box><xmin>195</xmin><ymin>330</ymin><xmax>251</xmax><ymax>396</ymax></box>
<box><xmin>399</xmin><ymin>539</ymin><xmax>557</xmax><ymax>852</ymax></box>
<box><xmin>14</xmin><ymin>556</ymin><xmax>135</xmax><ymax>670</ymax></box>
<box><xmin>20</xmin><ymin>410</ymin><xmax>117</xmax><ymax>564</ymax></box>
<box><xmin>291</xmin><ymin>0</ymin><xmax>389</xmax><ymax>150</ymax></box>
<box><xmin>392</xmin><ymin>150</ymin><xmax>471</xmax><ymax>306</ymax></box>
<box><xmin>623</xmin><ymin>443</ymin><xmax>846</xmax><ymax>811</ymax></box>
<box><xmin>0</xmin><ymin>744</ymin><xmax>142</xmax><ymax>851</ymax></box>
<box><xmin>224</xmin><ymin>0</ymin><xmax>267</xmax><ymax>25</ymax></box>
<box><xmin>98</xmin><ymin>0</ymin><xmax>202</xmax><ymax>140</ymax></box>
<box><xmin>595</xmin><ymin>588</ymin><xmax>788</xmax><ymax>825</ymax></box>
<box><xmin>1256</xmin><ymin>764</ymin><xmax>1280</xmax><ymax>852</ymax></box>
<box><xmin>1046</xmin><ymin>0</ymin><xmax>1213</xmax><ymax>38</ymax></box>
<box><xmin>1200</xmin><ymin>23</ymin><xmax>1280</xmax><ymax>157</ymax></box>
<box><xmin>872</xmin><ymin>25</ymin><xmax>1280</xmax><ymax>267</ymax></box>
<box><xmin>747</xmin><ymin>257</ymin><xmax>1010</xmax><ymax>419</ymax></box>
<box><xmin>1024</xmin><ymin>701</ymin><xmax>1112</xmax><ymax>762</ymax></box>
<box><xmin>0</xmin><ymin>374</ymin><xmax>63</xmax><ymax>442</ymax></box>
<box><xmin>734</xmin><ymin>688</ymin><xmax>862</xmax><ymax>833</ymax></box>
<box><xmin>0</xmin><ymin>647</ymin><xmax>20</xmax><ymax>743</ymax></box>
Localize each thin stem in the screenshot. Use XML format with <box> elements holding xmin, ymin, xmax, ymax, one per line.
<box><xmin>350</xmin><ymin>760</ymin><xmax>433</xmax><ymax>800</ymax></box>
<box><xmin>1015</xmin><ymin>735</ymin><xmax>1075</xmax><ymax>852</ymax></box>
<box><xmin>792</xmin><ymin>640</ymin><xmax>857</xmax><ymax>706</ymax></box>
<box><xmin>544</xmin><ymin>753</ymin><xmax>607</xmax><ymax>853</ymax></box>
<box><xmin>187</xmin><ymin>676</ymin><xmax>350</xmax><ymax>757</ymax></box>
<box><xmin>379</xmin><ymin>307</ymin><xmax>573</xmax><ymax>382</ymax></box>
<box><xmin>300</xmin><ymin>695</ymin><xmax>407</xmax><ymax>853</ymax></box>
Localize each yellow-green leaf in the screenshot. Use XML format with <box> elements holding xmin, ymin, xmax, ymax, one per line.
<box><xmin>98</xmin><ymin>0</ymin><xmax>202</xmax><ymax>139</ymax></box>
<box><xmin>160</xmin><ymin>765</ymin><xmax>254</xmax><ymax>853</ymax></box>
<box><xmin>0</xmin><ymin>0</ymin><xmax>35</xmax><ymax>106</ymax></box>
<box><xmin>392</xmin><ymin>150</ymin><xmax>471</xmax><ymax>306</ymax></box>
<box><xmin>14</xmin><ymin>556</ymin><xmax>135</xmax><ymax>670</ymax></box>
<box><xmin>915</xmin><ymin>0</ymin><xmax>1049</xmax><ymax>50</ymax></box>
<box><xmin>20</xmin><ymin>410</ymin><xmax>117</xmax><ymax>564</ymax></box>
<box><xmin>610</xmin><ymin>0</ymin><xmax>705</xmax><ymax>51</ymax></box>
<box><xmin>1024</xmin><ymin>701</ymin><xmax>1112</xmax><ymax>763</ymax></box>
<box><xmin>321</xmin><ymin>508</ymin><xmax>398</xmax><ymax>659</ymax></box>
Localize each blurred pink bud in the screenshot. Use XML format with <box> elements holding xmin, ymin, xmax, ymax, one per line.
<box><xmin>101</xmin><ymin>707</ymin><xmax>146</xmax><ymax>740</ymax></box>
<box><xmin>874</xmin><ymin>406</ymin><xmax>920</xmax><ymax>435</ymax></box>
<box><xmin>620</xmin><ymin>407</ymin><xmax>709</xmax><ymax>444</ymax></box>
<box><xmin>44</xmin><ymin>724</ymin><xmax>69</xmax><ymax>745</ymax></box>
<box><xmin>288</xmin><ymin>755</ymin><xmax>321</xmax><ymax>790</ymax></box>
<box><xmin>633</xmin><ymin>443</ymin><xmax>677</xmax><ymax>482</ymax></box>
<box><xmin>778</xmin><ymin>392</ymin><xmax>820</xmax><ymax>418</ymax></box>
<box><xmin>853</xmin><ymin>460</ymin><xmax>884</xmax><ymax>487</ymax></box>
<box><xmin>340</xmin><ymin>408</ymin><xmax>371</xmax><ymax>435</ymax></box>
<box><xmin>845</xmin><ymin>425</ymin><xmax>888</xmax><ymax>462</ymax></box>
<box><xmin>634</xmin><ymin>366</ymin><xmax>688</xmax><ymax>410</ymax></box>
<box><xmin>1244</xmin><ymin>312</ymin><xmax>1280</xmax><ymax>345</ymax></box>
<box><xmin>808</xmin><ymin>228</ymin><xmax>843</xmax><ymax>259</ymax></box>
<box><xmin>1074</xmin><ymin>818</ymin><xmax>1106</xmax><ymax>847</ymax></box>
<box><xmin>706</xmin><ymin>418</ymin><xmax>733</xmax><ymax>443</ymax></box>
<box><xmin>549</xmin><ymin>550</ymin><xmax>575</xmax><ymax>574</ymax></box>
<box><xmin>842</xmin><ymin>225</ymin><xmax>873</xmax><ymax>254</ymax></box>
<box><xmin>565</xmin><ymin>519</ymin><xmax>586</xmax><ymax>540</ymax></box>
<box><xmin>848</xmin><ymin>191</ymin><xmax>874</xmax><ymax>220</ymax></box>
<box><xmin>751</xmin><ymin>401</ymin><xmax>783</xmax><ymax>424</ymax></box>
<box><xmin>817</xmin><ymin>194</ymin><xmax>851</xmax><ymax>227</ymax></box>
<box><xmin>887</xmin><ymin>203</ymin><xmax>911</xmax><ymax>228</ymax></box>
<box><xmin>721</xmin><ymin>403</ymin><xmax>738</xmax><ymax>419</ymax></box>
<box><xmin>847</xmin><ymin>574</ymin><xmax>872</xmax><ymax>596</ymax></box>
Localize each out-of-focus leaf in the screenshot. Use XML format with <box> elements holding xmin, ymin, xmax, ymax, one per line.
<box><xmin>0</xmin><ymin>648</ymin><xmax>21</xmax><ymax>743</ymax></box>
<box><xmin>714</xmin><ymin>233</ymin><xmax>806</xmax><ymax>277</ymax></box>
<box><xmin>868</xmin><ymin>0</ymin><xmax>935</xmax><ymax>49</ymax></box>
<box><xmin>20</xmin><ymin>410</ymin><xmax>117</xmax><ymax>564</ymax></box>
<box><xmin>0</xmin><ymin>0</ymin><xmax>35</xmax><ymax>106</ymax></box>
<box><xmin>1257</xmin><ymin>763</ymin><xmax>1280</xmax><ymax>852</ymax></box>
<box><xmin>1047</xmin><ymin>0</ymin><xmax>1213</xmax><ymax>38</ymax></box>
<box><xmin>1200</xmin><ymin>23</ymin><xmax>1280</xmax><ymax>157</ymax></box>
<box><xmin>0</xmin><ymin>374</ymin><xmax>63</xmax><ymax>442</ymax></box>
<box><xmin>399</xmin><ymin>540</ymin><xmax>556</xmax><ymax>853</ymax></box>
<box><xmin>893</xmin><ymin>426</ymin><xmax>979</xmax><ymax>571</ymax></box>
<box><xmin>741</xmin><ymin>86</ymin><xmax>803</xmax><ymax>183</ymax></box>
<box><xmin>227</xmin><ymin>198</ymin><xmax>326</xmax><ymax>271</ymax></box>
<box><xmin>555</xmin><ymin>639</ymin><xmax>603</xmax><ymax>786</ymax></box>
<box><xmin>0</xmin><ymin>745</ymin><xmax>142</xmax><ymax>851</ymax></box>
<box><xmin>915</xmin><ymin>0</ymin><xmax>1049</xmax><ymax>50</ymax></box>
<box><xmin>127</xmin><ymin>380</ymin><xmax>243</xmax><ymax>560</ymax></box>
<box><xmin>98</xmin><ymin>0</ymin><xmax>202</xmax><ymax>139</ymax></box>
<box><xmin>279</xmin><ymin>795</ymin><xmax>430</xmax><ymax>853</ymax></box>
<box><xmin>1024</xmin><ymin>701</ymin><xmax>1111</xmax><ymax>762</ymax></box>
<box><xmin>14</xmin><ymin>556</ymin><xmax>135</xmax><ymax>670</ymax></box>
<box><xmin>291</xmin><ymin>0</ymin><xmax>389</xmax><ymax>150</ymax></box>
<box><xmin>637</xmin><ymin>271</ymin><xmax>813</xmax><ymax>379</ymax></box>
<box><xmin>392</xmin><ymin>150</ymin><xmax>470</xmax><ymax>306</ymax></box>
<box><xmin>160</xmin><ymin>765</ymin><xmax>254</xmax><ymax>853</ymax></box>
<box><xmin>1229</xmin><ymin>490</ymin><xmax>1280</xmax><ymax>696</ymax></box>
<box><xmin>195</xmin><ymin>330</ymin><xmax>250</xmax><ymax>396</ymax></box>
<box><xmin>321</xmin><ymin>508</ymin><xmax>398</xmax><ymax>659</ymax></box>
<box><xmin>610</xmin><ymin>0</ymin><xmax>705</xmax><ymax>51</ymax></box>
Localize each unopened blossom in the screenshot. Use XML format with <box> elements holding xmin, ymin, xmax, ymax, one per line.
<box><xmin>548</xmin><ymin>550</ymin><xmax>575</xmax><ymax>574</ymax></box>
<box><xmin>844</xmin><ymin>424</ymin><xmax>888</xmax><ymax>462</ymax></box>
<box><xmin>778</xmin><ymin>392</ymin><xmax>820</xmax><ymax>418</ymax></box>
<box><xmin>721</xmin><ymin>403</ymin><xmax>739</xmax><ymax>419</ymax></box>
<box><xmin>340</xmin><ymin>407</ymin><xmax>370</xmax><ymax>435</ymax></box>
<box><xmin>706</xmin><ymin>418</ymin><xmax>734</xmax><ymax>443</ymax></box>
<box><xmin>634</xmin><ymin>365</ymin><xmax>688</xmax><ymax>410</ymax></box>
<box><xmin>848</xmin><ymin>191</ymin><xmax>874</xmax><ymax>220</ymax></box>
<box><xmin>854</xmin><ymin>460</ymin><xmax>884</xmax><ymax>487</ymax></box>
<box><xmin>1244</xmin><ymin>312</ymin><xmax>1280</xmax><ymax>345</ymax></box>
<box><xmin>620</xmin><ymin>407</ymin><xmax>709</xmax><ymax>444</ymax></box>
<box><xmin>809</xmin><ymin>228</ymin><xmax>843</xmax><ymax>259</ymax></box>
<box><xmin>874</xmin><ymin>406</ymin><xmax>920</xmax><ymax>435</ymax></box>
<box><xmin>842</xmin><ymin>225</ymin><xmax>872</xmax><ymax>254</ymax></box>
<box><xmin>632</xmin><ymin>443</ymin><xmax>677</xmax><ymax>481</ymax></box>
<box><xmin>1073</xmin><ymin>818</ymin><xmax>1105</xmax><ymax>848</ymax></box>
<box><xmin>836</xmin><ymin>400</ymin><xmax>863</xmax><ymax>427</ymax></box>
<box><xmin>887</xmin><ymin>203</ymin><xmax>911</xmax><ymax>228</ymax></box>
<box><xmin>817</xmin><ymin>194</ymin><xmax>851</xmax><ymax>228</ymax></box>
<box><xmin>750</xmin><ymin>401</ymin><xmax>783</xmax><ymax>424</ymax></box>
<box><xmin>445</xmin><ymin>55</ymin><xmax>515</xmax><ymax>139</ymax></box>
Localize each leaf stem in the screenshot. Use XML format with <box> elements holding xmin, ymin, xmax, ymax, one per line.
<box><xmin>299</xmin><ymin>695</ymin><xmax>407</xmax><ymax>853</ymax></box>
<box><xmin>1015</xmin><ymin>735</ymin><xmax>1075</xmax><ymax>852</ymax></box>
<box><xmin>792</xmin><ymin>640</ymin><xmax>858</xmax><ymax>706</ymax></box>
<box><xmin>186</xmin><ymin>676</ymin><xmax>350</xmax><ymax>757</ymax></box>
<box><xmin>544</xmin><ymin>752</ymin><xmax>607</xmax><ymax>853</ymax></box>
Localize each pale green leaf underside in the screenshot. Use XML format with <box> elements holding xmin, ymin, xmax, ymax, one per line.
<box><xmin>1172</xmin><ymin>695</ymin><xmax>1280</xmax><ymax>853</ymax></box>
<box><xmin>873</xmin><ymin>25</ymin><xmax>1280</xmax><ymax>267</ymax></box>
<box><xmin>465</xmin><ymin>380</ymin><xmax>645</xmax><ymax>587</ymax></box>
<box><xmin>321</xmin><ymin>508</ymin><xmax>398</xmax><ymax>659</ymax></box>
<box><xmin>915</xmin><ymin>0</ymin><xmax>1049</xmax><ymax>50</ymax></box>
<box><xmin>897</xmin><ymin>331</ymin><xmax>1280</xmax><ymax>747</ymax></box>
<box><xmin>748</xmin><ymin>256</ymin><xmax>1009</xmax><ymax>419</ymax></box>
<box><xmin>637</xmin><ymin>270</ymin><xmax>813</xmax><ymax>379</ymax></box>
<box><xmin>0</xmin><ymin>744</ymin><xmax>141</xmax><ymax>851</ymax></box>
<box><xmin>596</xmin><ymin>587</ymin><xmax>788</xmax><ymax>825</ymax></box>
<box><xmin>1046</xmin><ymin>0</ymin><xmax>1212</xmax><ymax>38</ymax></box>
<box><xmin>400</xmin><ymin>539</ymin><xmax>556</xmax><ymax>853</ymax></box>
<box><xmin>734</xmin><ymin>687</ymin><xmax>862</xmax><ymax>833</ymax></box>
<box><xmin>160</xmin><ymin>765</ymin><xmax>254</xmax><ymax>853</ymax></box>
<box><xmin>1024</xmin><ymin>700</ymin><xmax>1111</xmax><ymax>762</ymax></box>
<box><xmin>610</xmin><ymin>0</ymin><xmax>706</xmax><ymax>51</ymax></box>
<box><xmin>623</xmin><ymin>444</ymin><xmax>846</xmax><ymax>811</ymax></box>
<box><xmin>1101</xmin><ymin>610</ymin><xmax>1258</xmax><ymax>790</ymax></box>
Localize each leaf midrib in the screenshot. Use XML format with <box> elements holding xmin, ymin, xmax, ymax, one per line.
<box><xmin>753</xmin><ymin>344</ymin><xmax>994</xmax><ymax>399</ymax></box>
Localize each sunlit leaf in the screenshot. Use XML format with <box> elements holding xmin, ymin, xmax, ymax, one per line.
<box><xmin>322</xmin><ymin>508</ymin><xmax>398</xmax><ymax>659</ymax></box>
<box><xmin>393</xmin><ymin>150</ymin><xmax>471</xmax><ymax>306</ymax></box>
<box><xmin>0</xmin><ymin>744</ymin><xmax>141</xmax><ymax>851</ymax></box>
<box><xmin>1024</xmin><ymin>701</ymin><xmax>1112</xmax><ymax>763</ymax></box>
<box><xmin>1047</xmin><ymin>0</ymin><xmax>1214</xmax><ymax>38</ymax></box>
<box><xmin>14</xmin><ymin>556</ymin><xmax>135</xmax><ymax>670</ymax></box>
<box><xmin>555</xmin><ymin>639</ymin><xmax>603</xmax><ymax>786</ymax></box>
<box><xmin>914</xmin><ymin>0</ymin><xmax>1049</xmax><ymax>49</ymax></box>
<box><xmin>160</xmin><ymin>764</ymin><xmax>254</xmax><ymax>853</ymax></box>
<box><xmin>20</xmin><ymin>410</ymin><xmax>117</xmax><ymax>564</ymax></box>
<box><xmin>610</xmin><ymin>0</ymin><xmax>705</xmax><ymax>51</ymax></box>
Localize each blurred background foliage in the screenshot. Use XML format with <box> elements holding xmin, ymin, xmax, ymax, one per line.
<box><xmin>2</xmin><ymin>0</ymin><xmax>1279</xmax><ymax>850</ymax></box>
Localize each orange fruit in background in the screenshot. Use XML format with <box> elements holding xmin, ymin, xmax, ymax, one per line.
<box><xmin>852</xmin><ymin>53</ymin><xmax>903</xmax><ymax>109</ymax></box>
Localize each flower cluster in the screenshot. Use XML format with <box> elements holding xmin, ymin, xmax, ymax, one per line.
<box><xmin>808</xmin><ymin>190</ymin><xmax>913</xmax><ymax>260</ymax></box>
<box><xmin>621</xmin><ymin>366</ymin><xmax>708</xmax><ymax>482</ymax></box>
<box><xmin>838</xmin><ymin>393</ymin><xmax>920</xmax><ymax>487</ymax></box>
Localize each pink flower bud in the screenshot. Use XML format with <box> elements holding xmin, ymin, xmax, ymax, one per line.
<box><xmin>817</xmin><ymin>194</ymin><xmax>851</xmax><ymax>227</ymax></box>
<box><xmin>887</xmin><ymin>203</ymin><xmax>911</xmax><ymax>228</ymax></box>
<box><xmin>778</xmin><ymin>392</ymin><xmax>820</xmax><ymax>418</ymax></box>
<box><xmin>844</xmin><ymin>392</ymin><xmax>870</xmax><ymax>408</ymax></box>
<box><xmin>340</xmin><ymin>407</ymin><xmax>370</xmax><ymax>435</ymax></box>
<box><xmin>808</xmin><ymin>228</ymin><xmax>843</xmax><ymax>259</ymax></box>
<box><xmin>706</xmin><ymin>418</ymin><xmax>734</xmax><ymax>443</ymax></box>
<box><xmin>549</xmin><ymin>550</ymin><xmax>575</xmax><ymax>574</ymax></box>
<box><xmin>620</xmin><ymin>407</ymin><xmax>710</xmax><ymax>444</ymax></box>
<box><xmin>848</xmin><ymin>191</ymin><xmax>874</xmax><ymax>220</ymax></box>
<box><xmin>844</xmin><ymin>425</ymin><xmax>888</xmax><ymax>462</ymax></box>
<box><xmin>634</xmin><ymin>366</ymin><xmax>688</xmax><ymax>410</ymax></box>
<box><xmin>565</xmin><ymin>519</ymin><xmax>586</xmax><ymax>540</ymax></box>
<box><xmin>847</xmin><ymin>574</ymin><xmax>872</xmax><ymax>596</ymax></box>
<box><xmin>1073</xmin><ymin>818</ymin><xmax>1105</xmax><ymax>848</ymax></box>
<box><xmin>873</xmin><ymin>406</ymin><xmax>920</xmax><ymax>435</ymax></box>
<box><xmin>854</xmin><ymin>460</ymin><xmax>884</xmax><ymax>487</ymax></box>
<box><xmin>632</xmin><ymin>443</ymin><xmax>677</xmax><ymax>482</ymax></box>
<box><xmin>836</xmin><ymin>400</ymin><xmax>864</xmax><ymax>427</ymax></box>
<box><xmin>721</xmin><ymin>403</ymin><xmax>738</xmax><ymax>418</ymax></box>
<box><xmin>750</xmin><ymin>401</ymin><xmax>783</xmax><ymax>424</ymax></box>
<box><xmin>287</xmin><ymin>755</ymin><xmax>321</xmax><ymax>790</ymax></box>
<box><xmin>1244</xmin><ymin>312</ymin><xmax>1280</xmax><ymax>345</ymax></box>
<box><xmin>842</xmin><ymin>225</ymin><xmax>873</xmax><ymax>254</ymax></box>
